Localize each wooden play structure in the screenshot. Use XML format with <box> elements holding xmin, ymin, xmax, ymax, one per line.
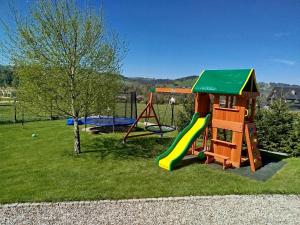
<box><xmin>192</xmin><ymin>69</ymin><xmax>262</xmax><ymax>172</ymax></box>
<box><xmin>125</xmin><ymin>69</ymin><xmax>262</xmax><ymax>172</ymax></box>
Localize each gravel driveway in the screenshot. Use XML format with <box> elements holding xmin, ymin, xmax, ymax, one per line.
<box><xmin>1</xmin><ymin>195</ymin><xmax>299</xmax><ymax>225</ymax></box>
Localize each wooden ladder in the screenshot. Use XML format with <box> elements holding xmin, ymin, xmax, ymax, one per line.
<box><xmin>245</xmin><ymin>123</ymin><xmax>262</xmax><ymax>172</ymax></box>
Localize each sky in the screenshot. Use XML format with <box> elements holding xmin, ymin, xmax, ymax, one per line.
<box><xmin>0</xmin><ymin>0</ymin><xmax>299</xmax><ymax>84</ymax></box>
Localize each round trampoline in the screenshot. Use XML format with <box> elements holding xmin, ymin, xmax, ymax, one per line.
<box><xmin>66</xmin><ymin>116</ymin><xmax>135</xmax><ymax>127</ymax></box>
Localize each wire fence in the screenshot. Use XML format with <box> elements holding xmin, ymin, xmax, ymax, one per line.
<box><xmin>0</xmin><ymin>92</ymin><xmax>138</xmax><ymax>126</ymax></box>
<box><xmin>0</xmin><ymin>102</ymin><xmax>60</xmax><ymax>125</ymax></box>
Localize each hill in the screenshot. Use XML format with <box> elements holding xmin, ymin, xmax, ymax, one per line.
<box><xmin>1</xmin><ymin>64</ymin><xmax>299</xmax><ymax>97</ymax></box>
<box><xmin>122</xmin><ymin>75</ymin><xmax>300</xmax><ymax>97</ymax></box>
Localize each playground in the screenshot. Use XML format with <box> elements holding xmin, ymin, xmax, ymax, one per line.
<box><xmin>1</xmin><ymin>69</ymin><xmax>300</xmax><ymax>204</ymax></box>
<box><xmin>0</xmin><ymin>119</ymin><xmax>299</xmax><ymax>204</ymax></box>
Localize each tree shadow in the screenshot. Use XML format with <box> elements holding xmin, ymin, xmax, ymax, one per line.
<box><xmin>81</xmin><ymin>136</ymin><xmax>174</xmax><ymax>160</ymax></box>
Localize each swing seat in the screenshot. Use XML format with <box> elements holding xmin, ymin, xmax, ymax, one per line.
<box><xmin>145</xmin><ymin>124</ymin><xmax>176</xmax><ymax>134</ymax></box>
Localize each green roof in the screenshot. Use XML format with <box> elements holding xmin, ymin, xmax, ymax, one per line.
<box><xmin>192</xmin><ymin>69</ymin><xmax>258</xmax><ymax>95</ymax></box>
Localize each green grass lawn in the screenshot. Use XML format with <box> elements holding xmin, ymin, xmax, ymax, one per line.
<box><xmin>0</xmin><ymin>120</ymin><xmax>300</xmax><ymax>204</ymax></box>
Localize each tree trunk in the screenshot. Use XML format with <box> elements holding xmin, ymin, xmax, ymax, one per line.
<box><xmin>73</xmin><ymin>116</ymin><xmax>81</xmax><ymax>154</ymax></box>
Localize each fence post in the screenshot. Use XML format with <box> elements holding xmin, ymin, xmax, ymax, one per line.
<box><xmin>13</xmin><ymin>97</ymin><xmax>17</xmax><ymax>123</ymax></box>
<box><xmin>22</xmin><ymin>111</ymin><xmax>24</xmax><ymax>127</ymax></box>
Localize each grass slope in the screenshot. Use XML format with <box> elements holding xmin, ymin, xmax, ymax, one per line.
<box><xmin>0</xmin><ymin>120</ymin><xmax>299</xmax><ymax>204</ymax></box>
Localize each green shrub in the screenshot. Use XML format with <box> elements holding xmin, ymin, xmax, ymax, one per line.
<box><xmin>255</xmin><ymin>99</ymin><xmax>299</xmax><ymax>155</ymax></box>
<box><xmin>177</xmin><ymin>95</ymin><xmax>194</xmax><ymax>130</ymax></box>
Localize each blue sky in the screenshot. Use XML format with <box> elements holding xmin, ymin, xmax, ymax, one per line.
<box><xmin>0</xmin><ymin>0</ymin><xmax>299</xmax><ymax>84</ymax></box>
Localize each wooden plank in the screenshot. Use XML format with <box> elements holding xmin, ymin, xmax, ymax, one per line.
<box><xmin>245</xmin><ymin>123</ymin><xmax>256</xmax><ymax>172</ymax></box>
<box><xmin>231</xmin><ymin>131</ymin><xmax>243</xmax><ymax>167</ymax></box>
<box><xmin>194</xmin><ymin>93</ymin><xmax>199</xmax><ymax>113</ymax></box>
<box><xmin>205</xmin><ymin>151</ymin><xmax>229</xmax><ymax>159</ymax></box>
<box><xmin>205</xmin><ymin>151</ymin><xmax>231</xmax><ymax>170</ymax></box>
<box><xmin>214</xmin><ymin>107</ymin><xmax>239</xmax><ymax>112</ymax></box>
<box><xmin>211</xmin><ymin>139</ymin><xmax>236</xmax><ymax>147</ymax></box>
<box><xmin>155</xmin><ymin>87</ymin><xmax>192</xmax><ymax>94</ymax></box>
<box><xmin>212</xmin><ymin>119</ymin><xmax>244</xmax><ymax>132</ymax></box>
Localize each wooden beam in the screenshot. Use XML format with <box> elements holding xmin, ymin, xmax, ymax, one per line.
<box><xmin>245</xmin><ymin>123</ymin><xmax>256</xmax><ymax>172</ymax></box>
<box><xmin>123</xmin><ymin>92</ymin><xmax>163</xmax><ymax>142</ymax></box>
<box><xmin>214</xmin><ymin>107</ymin><xmax>239</xmax><ymax>112</ymax></box>
<box><xmin>242</xmin><ymin>91</ymin><xmax>260</xmax><ymax>98</ymax></box>
<box><xmin>154</xmin><ymin>87</ymin><xmax>192</xmax><ymax>94</ymax></box>
<box><xmin>211</xmin><ymin>139</ymin><xmax>236</xmax><ymax>147</ymax></box>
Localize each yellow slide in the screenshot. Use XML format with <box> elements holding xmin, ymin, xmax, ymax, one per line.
<box><xmin>157</xmin><ymin>113</ymin><xmax>210</xmax><ymax>171</ymax></box>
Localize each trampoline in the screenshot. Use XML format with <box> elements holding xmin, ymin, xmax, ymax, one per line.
<box><xmin>67</xmin><ymin>116</ymin><xmax>135</xmax><ymax>127</ymax></box>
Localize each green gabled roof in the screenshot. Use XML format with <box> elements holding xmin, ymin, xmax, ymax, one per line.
<box><xmin>192</xmin><ymin>69</ymin><xmax>258</xmax><ymax>95</ymax></box>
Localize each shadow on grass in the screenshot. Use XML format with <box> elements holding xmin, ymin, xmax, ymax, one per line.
<box><xmin>174</xmin><ymin>156</ymin><xmax>203</xmax><ymax>170</ymax></box>
<box><xmin>81</xmin><ymin>136</ymin><xmax>174</xmax><ymax>160</ymax></box>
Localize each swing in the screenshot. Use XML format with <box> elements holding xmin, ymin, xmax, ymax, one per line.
<box><xmin>123</xmin><ymin>87</ymin><xmax>191</xmax><ymax>142</ymax></box>
<box><xmin>145</xmin><ymin>95</ymin><xmax>176</xmax><ymax>134</ymax></box>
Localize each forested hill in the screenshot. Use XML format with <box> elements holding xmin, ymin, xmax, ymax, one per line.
<box><xmin>1</xmin><ymin>64</ymin><xmax>299</xmax><ymax>94</ymax></box>
<box><xmin>122</xmin><ymin>75</ymin><xmax>300</xmax><ymax>89</ymax></box>
<box><xmin>121</xmin><ymin>75</ymin><xmax>198</xmax><ymax>88</ymax></box>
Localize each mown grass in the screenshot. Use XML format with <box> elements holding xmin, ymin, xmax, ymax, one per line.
<box><xmin>0</xmin><ymin>120</ymin><xmax>299</xmax><ymax>204</ymax></box>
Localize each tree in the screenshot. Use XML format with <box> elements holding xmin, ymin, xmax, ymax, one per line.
<box><xmin>177</xmin><ymin>94</ymin><xmax>194</xmax><ymax>130</ymax></box>
<box><xmin>255</xmin><ymin>99</ymin><xmax>296</xmax><ymax>154</ymax></box>
<box><xmin>1</xmin><ymin>0</ymin><xmax>122</xmax><ymax>154</ymax></box>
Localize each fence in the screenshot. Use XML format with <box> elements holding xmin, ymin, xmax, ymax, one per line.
<box><xmin>0</xmin><ymin>92</ymin><xmax>138</xmax><ymax>125</ymax></box>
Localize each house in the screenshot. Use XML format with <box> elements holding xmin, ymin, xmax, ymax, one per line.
<box><xmin>0</xmin><ymin>87</ymin><xmax>16</xmax><ymax>98</ymax></box>
<box><xmin>267</xmin><ymin>87</ymin><xmax>300</xmax><ymax>110</ymax></box>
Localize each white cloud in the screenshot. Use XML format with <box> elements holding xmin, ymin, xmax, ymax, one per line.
<box><xmin>271</xmin><ymin>58</ymin><xmax>296</xmax><ymax>66</ymax></box>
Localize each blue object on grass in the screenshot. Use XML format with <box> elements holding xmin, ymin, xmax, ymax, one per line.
<box><xmin>66</xmin><ymin>116</ymin><xmax>135</xmax><ymax>127</ymax></box>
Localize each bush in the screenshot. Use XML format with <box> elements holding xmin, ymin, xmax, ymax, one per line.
<box><xmin>177</xmin><ymin>95</ymin><xmax>194</xmax><ymax>130</ymax></box>
<box><xmin>255</xmin><ymin>99</ymin><xmax>300</xmax><ymax>155</ymax></box>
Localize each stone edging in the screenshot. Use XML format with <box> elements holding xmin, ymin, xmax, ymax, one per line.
<box><xmin>1</xmin><ymin>194</ymin><xmax>299</xmax><ymax>208</ymax></box>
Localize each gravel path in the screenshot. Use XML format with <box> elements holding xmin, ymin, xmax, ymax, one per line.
<box><xmin>1</xmin><ymin>195</ymin><xmax>299</xmax><ymax>225</ymax></box>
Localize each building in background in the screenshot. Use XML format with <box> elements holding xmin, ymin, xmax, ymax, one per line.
<box><xmin>267</xmin><ymin>87</ymin><xmax>300</xmax><ymax>111</ymax></box>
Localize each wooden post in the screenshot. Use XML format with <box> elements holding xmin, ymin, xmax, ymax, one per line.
<box><xmin>250</xmin><ymin>97</ymin><xmax>256</xmax><ymax>122</ymax></box>
<box><xmin>13</xmin><ymin>97</ymin><xmax>17</xmax><ymax>123</ymax></box>
<box><xmin>245</xmin><ymin>123</ymin><xmax>262</xmax><ymax>172</ymax></box>
<box><xmin>21</xmin><ymin>112</ymin><xmax>24</xmax><ymax>127</ymax></box>
<box><xmin>123</xmin><ymin>92</ymin><xmax>162</xmax><ymax>142</ymax></box>
<box><xmin>125</xmin><ymin>98</ymin><xmax>127</xmax><ymax>118</ymax></box>
<box><xmin>194</xmin><ymin>93</ymin><xmax>199</xmax><ymax>113</ymax></box>
<box><xmin>211</xmin><ymin>95</ymin><xmax>219</xmax><ymax>153</ymax></box>
<box><xmin>171</xmin><ymin>103</ymin><xmax>175</xmax><ymax>127</ymax></box>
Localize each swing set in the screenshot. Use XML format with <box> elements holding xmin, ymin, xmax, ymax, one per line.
<box><xmin>123</xmin><ymin>87</ymin><xmax>191</xmax><ymax>142</ymax></box>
